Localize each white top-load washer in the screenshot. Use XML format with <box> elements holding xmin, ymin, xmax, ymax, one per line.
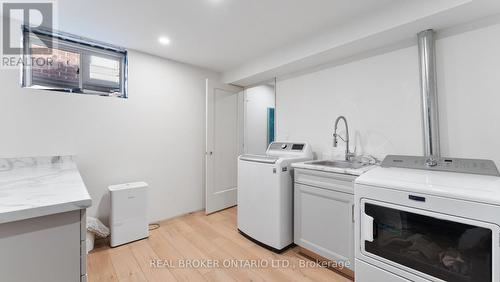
<box><xmin>237</xmin><ymin>141</ymin><xmax>313</xmax><ymax>252</ymax></box>
<box><xmin>354</xmin><ymin>156</ymin><xmax>500</xmax><ymax>282</ymax></box>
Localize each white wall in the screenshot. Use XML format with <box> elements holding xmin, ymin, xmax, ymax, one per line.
<box><xmin>0</xmin><ymin>50</ymin><xmax>219</xmax><ymax>224</ymax></box>
<box><xmin>244</xmin><ymin>85</ymin><xmax>275</xmax><ymax>155</ymax></box>
<box><xmin>276</xmin><ymin>23</ymin><xmax>500</xmax><ymax>168</ymax></box>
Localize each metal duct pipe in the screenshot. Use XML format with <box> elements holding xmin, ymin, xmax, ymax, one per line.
<box><xmin>417</xmin><ymin>29</ymin><xmax>440</xmax><ymax>166</ymax></box>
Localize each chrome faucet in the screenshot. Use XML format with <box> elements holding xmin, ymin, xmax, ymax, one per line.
<box><xmin>333</xmin><ymin>116</ymin><xmax>354</xmax><ymax>161</ymax></box>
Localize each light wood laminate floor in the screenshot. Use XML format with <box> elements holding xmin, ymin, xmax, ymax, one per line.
<box><xmin>88</xmin><ymin>207</ymin><xmax>352</xmax><ymax>282</ymax></box>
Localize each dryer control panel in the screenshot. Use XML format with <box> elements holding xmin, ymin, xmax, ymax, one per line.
<box><xmin>381</xmin><ymin>155</ymin><xmax>500</xmax><ymax>177</ymax></box>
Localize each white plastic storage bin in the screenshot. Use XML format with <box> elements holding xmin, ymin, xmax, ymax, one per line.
<box><xmin>86</xmin><ymin>231</ymin><xmax>95</xmax><ymax>253</ymax></box>
<box><xmin>109</xmin><ymin>182</ymin><xmax>149</xmax><ymax>247</ymax></box>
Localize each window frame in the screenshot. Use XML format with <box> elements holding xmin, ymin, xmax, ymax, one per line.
<box><xmin>21</xmin><ymin>26</ymin><xmax>128</xmax><ymax>98</ymax></box>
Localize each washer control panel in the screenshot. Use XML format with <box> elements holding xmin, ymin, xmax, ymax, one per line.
<box><xmin>382</xmin><ymin>155</ymin><xmax>500</xmax><ymax>177</ymax></box>
<box><xmin>269</xmin><ymin>142</ymin><xmax>305</xmax><ymax>152</ymax></box>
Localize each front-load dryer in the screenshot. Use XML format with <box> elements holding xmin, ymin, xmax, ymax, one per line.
<box><xmin>354</xmin><ymin>156</ymin><xmax>500</xmax><ymax>282</ymax></box>
<box><xmin>237</xmin><ymin>142</ymin><xmax>313</xmax><ymax>252</ymax></box>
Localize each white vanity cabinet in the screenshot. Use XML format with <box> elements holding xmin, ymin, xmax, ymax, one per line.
<box><xmin>294</xmin><ymin>168</ymin><xmax>357</xmax><ymax>272</ymax></box>
<box><xmin>0</xmin><ymin>156</ymin><xmax>91</xmax><ymax>282</ymax></box>
<box><xmin>0</xmin><ymin>209</ymin><xmax>88</xmax><ymax>282</ymax></box>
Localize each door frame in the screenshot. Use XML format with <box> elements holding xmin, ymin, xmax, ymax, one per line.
<box><xmin>242</xmin><ymin>78</ymin><xmax>277</xmax><ymax>154</ymax></box>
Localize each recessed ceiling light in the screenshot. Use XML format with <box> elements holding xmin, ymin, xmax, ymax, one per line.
<box><xmin>158</xmin><ymin>36</ymin><xmax>171</xmax><ymax>45</ymax></box>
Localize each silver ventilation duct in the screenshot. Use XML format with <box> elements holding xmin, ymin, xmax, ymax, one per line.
<box><xmin>417</xmin><ymin>29</ymin><xmax>440</xmax><ymax>166</ymax></box>
<box><xmin>381</xmin><ymin>30</ymin><xmax>500</xmax><ymax>176</ymax></box>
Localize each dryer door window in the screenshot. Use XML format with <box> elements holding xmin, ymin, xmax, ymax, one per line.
<box><xmin>363</xmin><ymin>202</ymin><xmax>493</xmax><ymax>282</ymax></box>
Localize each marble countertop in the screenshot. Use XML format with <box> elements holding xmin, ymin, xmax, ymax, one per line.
<box><xmin>292</xmin><ymin>160</ymin><xmax>376</xmax><ymax>176</ymax></box>
<box><xmin>0</xmin><ymin>156</ymin><xmax>91</xmax><ymax>224</ymax></box>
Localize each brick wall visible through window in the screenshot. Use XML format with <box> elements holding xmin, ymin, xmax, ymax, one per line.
<box><xmin>31</xmin><ymin>44</ymin><xmax>80</xmax><ymax>85</ymax></box>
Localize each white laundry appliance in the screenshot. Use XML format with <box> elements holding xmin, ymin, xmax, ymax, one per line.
<box><xmin>355</xmin><ymin>155</ymin><xmax>500</xmax><ymax>282</ymax></box>
<box><xmin>237</xmin><ymin>141</ymin><xmax>313</xmax><ymax>252</ymax></box>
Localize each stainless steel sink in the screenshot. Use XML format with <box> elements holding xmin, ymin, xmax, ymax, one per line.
<box><xmin>307</xmin><ymin>160</ymin><xmax>368</xmax><ymax>169</ymax></box>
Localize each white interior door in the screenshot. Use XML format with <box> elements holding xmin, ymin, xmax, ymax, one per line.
<box><xmin>206</xmin><ymin>79</ymin><xmax>243</xmax><ymax>214</ymax></box>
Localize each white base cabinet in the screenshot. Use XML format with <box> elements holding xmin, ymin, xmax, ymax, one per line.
<box><xmin>0</xmin><ymin>210</ymin><xmax>87</xmax><ymax>282</ymax></box>
<box><xmin>294</xmin><ymin>169</ymin><xmax>356</xmax><ymax>271</ymax></box>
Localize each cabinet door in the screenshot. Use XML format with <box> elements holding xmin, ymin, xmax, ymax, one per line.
<box><xmin>0</xmin><ymin>210</ymin><xmax>82</xmax><ymax>282</ymax></box>
<box><xmin>294</xmin><ymin>183</ymin><xmax>354</xmax><ymax>270</ymax></box>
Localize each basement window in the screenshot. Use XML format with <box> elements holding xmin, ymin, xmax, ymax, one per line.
<box><xmin>21</xmin><ymin>26</ymin><xmax>128</xmax><ymax>98</ymax></box>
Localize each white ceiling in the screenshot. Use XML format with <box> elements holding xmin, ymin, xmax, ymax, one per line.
<box><xmin>223</xmin><ymin>0</ymin><xmax>500</xmax><ymax>85</ymax></box>
<box><xmin>55</xmin><ymin>0</ymin><xmax>399</xmax><ymax>72</ymax></box>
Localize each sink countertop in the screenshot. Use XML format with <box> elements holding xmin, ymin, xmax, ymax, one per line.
<box><xmin>292</xmin><ymin>160</ymin><xmax>376</xmax><ymax>176</ymax></box>
<box><xmin>0</xmin><ymin>156</ymin><xmax>91</xmax><ymax>224</ymax></box>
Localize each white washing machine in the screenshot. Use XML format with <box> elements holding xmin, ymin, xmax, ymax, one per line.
<box><xmin>355</xmin><ymin>155</ymin><xmax>500</xmax><ymax>282</ymax></box>
<box><xmin>237</xmin><ymin>142</ymin><xmax>313</xmax><ymax>252</ymax></box>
